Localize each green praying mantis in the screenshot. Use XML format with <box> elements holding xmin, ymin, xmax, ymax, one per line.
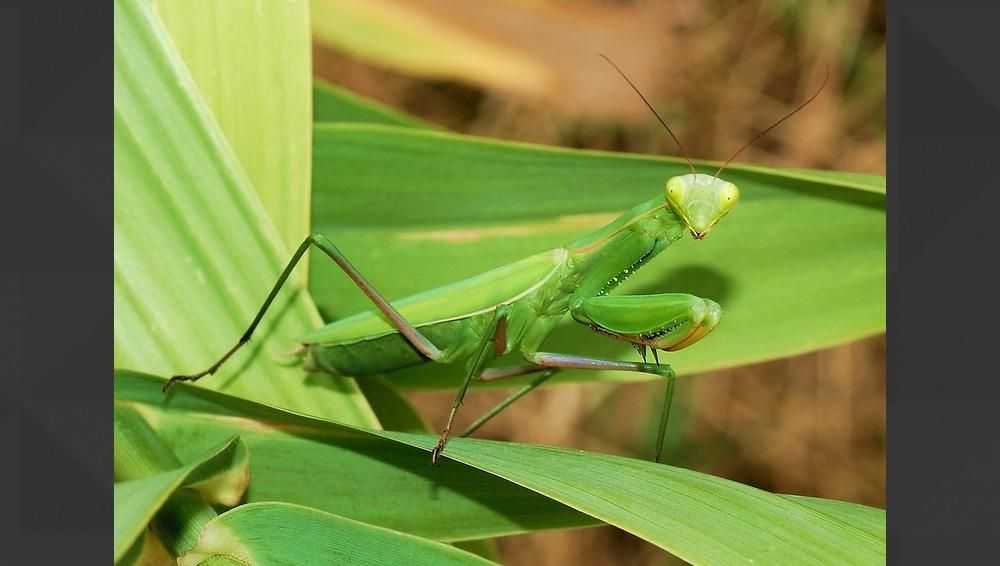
<box><xmin>165</xmin><ymin>56</ymin><xmax>826</xmax><ymax>465</ymax></box>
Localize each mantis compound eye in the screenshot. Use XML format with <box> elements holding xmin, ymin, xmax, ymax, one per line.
<box><xmin>665</xmin><ymin>177</ymin><xmax>686</xmax><ymax>204</ymax></box>
<box><xmin>718</xmin><ymin>182</ymin><xmax>740</xmax><ymax>211</ymax></box>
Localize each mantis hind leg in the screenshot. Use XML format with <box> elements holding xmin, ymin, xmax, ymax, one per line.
<box><xmin>164</xmin><ymin>233</ymin><xmax>446</xmax><ymax>392</ymax></box>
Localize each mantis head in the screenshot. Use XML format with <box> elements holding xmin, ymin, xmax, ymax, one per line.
<box><xmin>598</xmin><ymin>54</ymin><xmax>826</xmax><ymax>240</ymax></box>
<box><xmin>665</xmin><ymin>174</ymin><xmax>740</xmax><ymax>240</ymax></box>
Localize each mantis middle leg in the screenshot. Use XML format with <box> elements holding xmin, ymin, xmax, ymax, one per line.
<box><xmin>431</xmin><ymin>306</ymin><xmax>510</xmax><ymax>463</ymax></box>
<box><xmin>449</xmin><ymin>352</ymin><xmax>677</xmax><ymax>463</ymax></box>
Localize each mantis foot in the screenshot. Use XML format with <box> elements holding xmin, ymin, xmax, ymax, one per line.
<box><xmin>431</xmin><ymin>438</ymin><xmax>447</xmax><ymax>465</ymax></box>
<box><xmin>162</xmin><ymin>371</ymin><xmax>210</xmax><ymax>392</ymax></box>
<box><xmin>162</xmin><ymin>339</ymin><xmax>248</xmax><ymax>393</ymax></box>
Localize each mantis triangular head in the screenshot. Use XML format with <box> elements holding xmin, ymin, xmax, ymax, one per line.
<box><xmin>666</xmin><ymin>174</ymin><xmax>740</xmax><ymax>239</ymax></box>
<box><xmin>601</xmin><ymin>54</ymin><xmax>827</xmax><ymax>240</ymax></box>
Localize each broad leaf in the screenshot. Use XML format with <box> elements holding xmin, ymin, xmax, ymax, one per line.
<box><xmin>386</xmin><ymin>432</ymin><xmax>884</xmax><ymax>566</ymax></box>
<box><xmin>113</xmin><ymin>0</ymin><xmax>376</xmax><ymax>422</ymax></box>
<box><xmin>783</xmin><ymin>495</ymin><xmax>886</xmax><ymax>543</ymax></box>
<box><xmin>117</xmin><ymin>371</ymin><xmax>885</xmax><ymax>565</ymax></box>
<box><xmin>116</xmin><ymin>371</ymin><xmax>599</xmax><ymax>542</ymax></box>
<box><xmin>355</xmin><ymin>376</ymin><xmax>431</xmax><ymax>434</ymax></box>
<box><xmin>157</xmin><ymin>0</ymin><xmax>313</xmax><ymax>256</ymax></box>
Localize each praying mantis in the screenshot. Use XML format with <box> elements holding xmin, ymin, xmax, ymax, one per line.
<box><xmin>165</xmin><ymin>56</ymin><xmax>826</xmax><ymax>465</ymax></box>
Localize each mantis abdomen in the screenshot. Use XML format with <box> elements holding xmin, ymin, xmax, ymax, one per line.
<box><xmin>300</xmin><ymin>249</ymin><xmax>569</xmax><ymax>377</ymax></box>
<box><xmin>308</xmin><ymin>317</ymin><xmax>482</xmax><ymax>377</ymax></box>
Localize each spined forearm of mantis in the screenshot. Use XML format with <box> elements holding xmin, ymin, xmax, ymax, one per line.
<box><xmin>163</xmin><ymin>55</ymin><xmax>825</xmax><ymax>465</ymax></box>
<box><xmin>164</xmin><ymin>172</ymin><xmax>739</xmax><ymax>465</ymax></box>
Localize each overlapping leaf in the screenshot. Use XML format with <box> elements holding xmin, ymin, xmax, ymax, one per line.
<box><xmin>116</xmin><ymin>371</ymin><xmax>599</xmax><ymax>542</ymax></box>
<box><xmin>114</xmin><ymin>435</ymin><xmax>248</xmax><ymax>564</ymax></box>
<box><xmin>157</xmin><ymin>0</ymin><xmax>313</xmax><ymax>256</ymax></box>
<box><xmin>314</xmin><ymin>80</ymin><xmax>433</xmax><ymax>129</ymax></box>
<box><xmin>117</xmin><ymin>371</ymin><xmax>885</xmax><ymax>565</ymax></box>
<box><xmin>114</xmin><ymin>0</ymin><xmax>375</xmax><ymax>422</ymax></box>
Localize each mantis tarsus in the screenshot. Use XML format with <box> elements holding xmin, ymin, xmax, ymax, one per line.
<box><xmin>165</xmin><ymin>56</ymin><xmax>826</xmax><ymax>465</ymax></box>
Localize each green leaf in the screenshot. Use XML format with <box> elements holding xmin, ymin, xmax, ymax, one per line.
<box><xmin>309</xmin><ymin>124</ymin><xmax>885</xmax><ymax>387</ymax></box>
<box><xmin>779</xmin><ymin>167</ymin><xmax>885</xmax><ymax>192</ymax></box>
<box><xmin>452</xmin><ymin>539</ymin><xmax>501</xmax><ymax>563</ymax></box>
<box><xmin>156</xmin><ymin>0</ymin><xmax>313</xmax><ymax>256</ymax></box>
<box><xmin>315</xmin><ymin>79</ymin><xmax>432</xmax><ymax>129</ymax></box>
<box><xmin>311</xmin><ymin>0</ymin><xmax>553</xmax><ymax>96</ymax></box>
<box><xmin>113</xmin><ymin>0</ymin><xmax>376</xmax><ymax>423</ymax></box>
<box><xmin>178</xmin><ymin>502</ymin><xmax>497</xmax><ymax>566</ymax></box>
<box><xmin>117</xmin><ymin>371</ymin><xmax>885</xmax><ymax>564</ymax></box>
<box><xmin>114</xmin><ymin>436</ymin><xmax>248</xmax><ymax>564</ymax></box>
<box><xmin>115</xmin><ymin>402</ymin><xmax>244</xmax><ymax>560</ymax></box>
<box><xmin>116</xmin><ymin>370</ymin><xmax>599</xmax><ymax>542</ymax></box>
<box><xmin>783</xmin><ymin>495</ymin><xmax>886</xmax><ymax>543</ymax></box>
<box><xmin>383</xmin><ymin>435</ymin><xmax>885</xmax><ymax>566</ymax></box>
<box><xmin>355</xmin><ymin>376</ymin><xmax>431</xmax><ymax>433</ymax></box>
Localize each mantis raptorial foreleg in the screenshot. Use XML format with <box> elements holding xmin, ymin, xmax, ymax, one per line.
<box><xmin>164</xmin><ymin>233</ymin><xmax>446</xmax><ymax>391</ymax></box>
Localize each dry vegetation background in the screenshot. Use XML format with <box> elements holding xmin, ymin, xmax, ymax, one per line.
<box><xmin>314</xmin><ymin>1</ymin><xmax>885</xmax><ymax>564</ymax></box>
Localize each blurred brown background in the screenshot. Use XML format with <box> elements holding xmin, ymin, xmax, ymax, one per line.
<box><xmin>314</xmin><ymin>1</ymin><xmax>885</xmax><ymax>564</ymax></box>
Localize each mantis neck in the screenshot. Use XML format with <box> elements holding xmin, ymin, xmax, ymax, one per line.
<box><xmin>566</xmin><ymin>195</ymin><xmax>686</xmax><ymax>300</ymax></box>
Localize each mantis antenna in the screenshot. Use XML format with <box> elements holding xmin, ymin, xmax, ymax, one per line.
<box><xmin>600</xmin><ymin>54</ymin><xmax>697</xmax><ymax>176</ymax></box>
<box><xmin>713</xmin><ymin>66</ymin><xmax>830</xmax><ymax>179</ymax></box>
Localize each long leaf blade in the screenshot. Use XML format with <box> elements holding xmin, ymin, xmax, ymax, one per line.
<box><xmin>113</xmin><ymin>0</ymin><xmax>376</xmax><ymax>423</ymax></box>
<box><xmin>116</xmin><ymin>371</ymin><xmax>599</xmax><ymax>542</ymax></box>
<box><xmin>314</xmin><ymin>79</ymin><xmax>433</xmax><ymax>129</ymax></box>
<box><xmin>782</xmin><ymin>495</ymin><xmax>886</xmax><ymax>543</ymax></box>
<box><xmin>117</xmin><ymin>371</ymin><xmax>885</xmax><ymax>565</ymax></box>
<box><xmin>386</xmin><ymin>432</ymin><xmax>884</xmax><ymax>566</ymax></box>
<box><xmin>156</xmin><ymin>0</ymin><xmax>313</xmax><ymax>257</ymax></box>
